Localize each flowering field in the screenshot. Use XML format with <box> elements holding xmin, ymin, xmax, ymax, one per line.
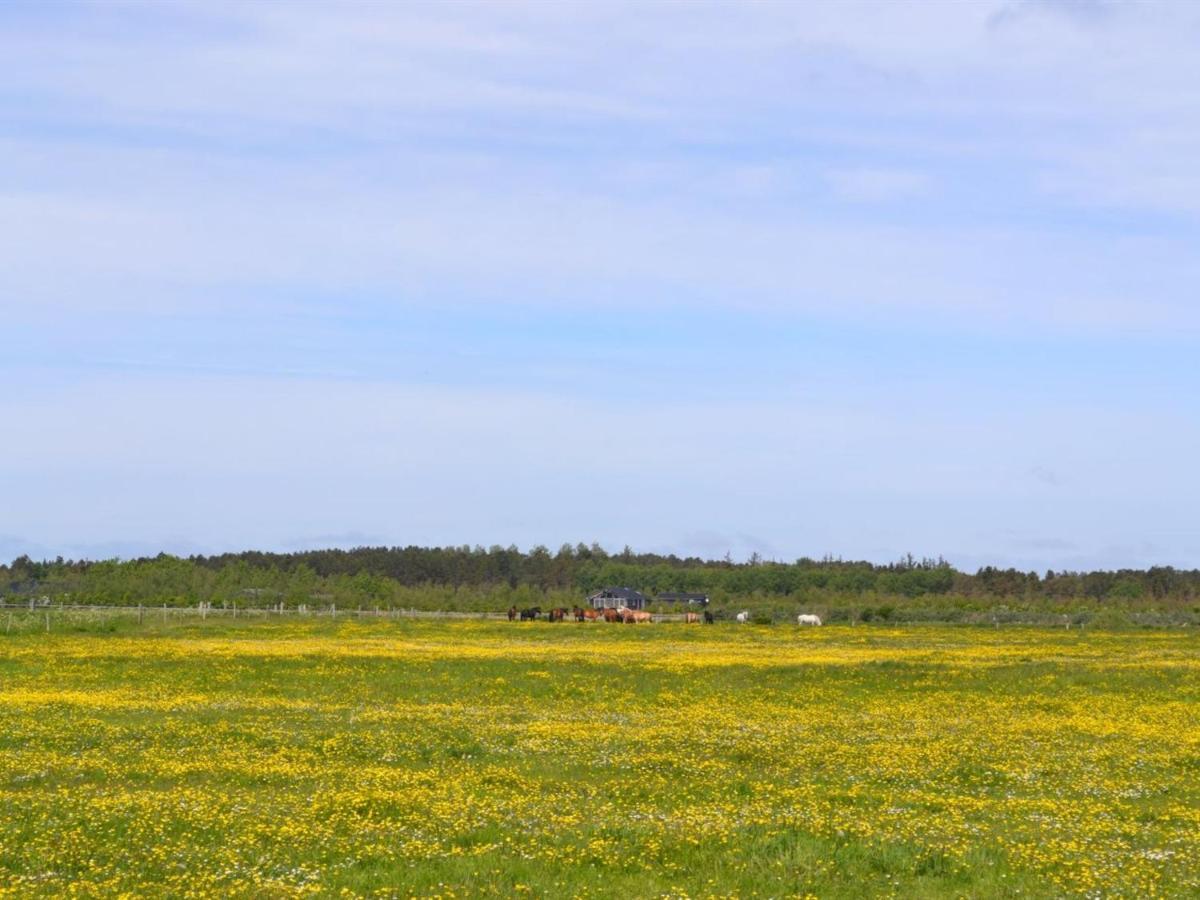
<box><xmin>0</xmin><ymin>619</ymin><xmax>1197</xmax><ymax>898</ymax></box>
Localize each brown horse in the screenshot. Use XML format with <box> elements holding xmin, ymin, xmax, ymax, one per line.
<box><xmin>582</xmin><ymin>608</ymin><xmax>600</xmax><ymax>621</ymax></box>
<box><xmin>601</xmin><ymin>608</ymin><xmax>621</xmax><ymax>623</ymax></box>
<box><xmin>548</xmin><ymin>607</ymin><xmax>568</xmax><ymax>622</ymax></box>
<box><xmin>572</xmin><ymin>605</ymin><xmax>586</xmax><ymax>622</ymax></box>
<box><xmin>621</xmin><ymin>609</ymin><xmax>652</xmax><ymax>624</ymax></box>
<box><xmin>507</xmin><ymin>606</ymin><xmax>517</xmax><ymax>621</ymax></box>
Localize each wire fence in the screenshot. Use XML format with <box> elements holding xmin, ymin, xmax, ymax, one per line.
<box><xmin>0</xmin><ymin>600</ymin><xmax>695</xmax><ymax>631</ymax></box>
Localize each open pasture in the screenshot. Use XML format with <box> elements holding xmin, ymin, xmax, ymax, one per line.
<box><xmin>0</xmin><ymin>619</ymin><xmax>1197</xmax><ymax>898</ymax></box>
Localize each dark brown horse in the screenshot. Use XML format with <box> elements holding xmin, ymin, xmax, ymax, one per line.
<box><xmin>601</xmin><ymin>608</ymin><xmax>620</xmax><ymax>623</ymax></box>
<box><xmin>507</xmin><ymin>606</ymin><xmax>517</xmax><ymax>621</ymax></box>
<box><xmin>548</xmin><ymin>607</ymin><xmax>568</xmax><ymax>622</ymax></box>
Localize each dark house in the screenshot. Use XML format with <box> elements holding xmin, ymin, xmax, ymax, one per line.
<box><xmin>588</xmin><ymin>586</ymin><xmax>649</xmax><ymax>610</ymax></box>
<box><xmin>656</xmin><ymin>592</ymin><xmax>710</xmax><ymax>606</ymax></box>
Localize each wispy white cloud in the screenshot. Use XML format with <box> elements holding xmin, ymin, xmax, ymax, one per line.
<box><xmin>4</xmin><ymin>0</ymin><xmax>1200</xmax><ymax>332</ymax></box>
<box><xmin>826</xmin><ymin>167</ymin><xmax>931</xmax><ymax>203</ymax></box>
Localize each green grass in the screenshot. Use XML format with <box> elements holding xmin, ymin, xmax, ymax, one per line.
<box><xmin>0</xmin><ymin>617</ymin><xmax>1197</xmax><ymax>897</ymax></box>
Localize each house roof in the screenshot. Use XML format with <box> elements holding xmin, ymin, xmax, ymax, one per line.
<box><xmin>588</xmin><ymin>586</ymin><xmax>647</xmax><ymax>600</ymax></box>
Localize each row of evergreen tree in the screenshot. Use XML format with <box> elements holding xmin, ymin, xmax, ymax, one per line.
<box><xmin>2</xmin><ymin>545</ymin><xmax>1198</xmax><ymax>605</ymax></box>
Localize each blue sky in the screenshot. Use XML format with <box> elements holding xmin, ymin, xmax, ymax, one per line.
<box><xmin>3</xmin><ymin>0</ymin><xmax>1199</xmax><ymax>570</ymax></box>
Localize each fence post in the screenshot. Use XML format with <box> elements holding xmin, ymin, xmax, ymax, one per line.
<box><xmin>45</xmin><ymin>611</ymin><xmax>50</xmax><ymax>633</ymax></box>
<box><xmin>138</xmin><ymin>604</ymin><xmax>143</xmax><ymax>625</ymax></box>
<box><xmin>331</xmin><ymin>603</ymin><xmax>336</xmax><ymax>618</ymax></box>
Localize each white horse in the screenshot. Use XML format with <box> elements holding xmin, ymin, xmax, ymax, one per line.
<box><xmin>797</xmin><ymin>613</ymin><xmax>822</xmax><ymax>626</ymax></box>
<box><xmin>735</xmin><ymin>611</ymin><xmax>750</xmax><ymax>623</ymax></box>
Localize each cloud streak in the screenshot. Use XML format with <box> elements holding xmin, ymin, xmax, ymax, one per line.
<box><xmin>4</xmin><ymin>1</ymin><xmax>1200</xmax><ymax>328</ymax></box>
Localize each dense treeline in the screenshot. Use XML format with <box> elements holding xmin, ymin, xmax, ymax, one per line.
<box><xmin>2</xmin><ymin>545</ymin><xmax>1199</xmax><ymax>612</ymax></box>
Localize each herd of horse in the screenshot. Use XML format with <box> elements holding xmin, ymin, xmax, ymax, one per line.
<box><xmin>507</xmin><ymin>605</ymin><xmax>714</xmax><ymax>624</ymax></box>
<box><xmin>505</xmin><ymin>606</ymin><xmax>824</xmax><ymax>625</ymax></box>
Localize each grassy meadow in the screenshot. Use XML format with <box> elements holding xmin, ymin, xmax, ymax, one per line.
<box><xmin>0</xmin><ymin>616</ymin><xmax>1197</xmax><ymax>898</ymax></box>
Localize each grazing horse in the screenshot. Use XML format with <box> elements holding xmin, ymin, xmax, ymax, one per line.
<box><xmin>548</xmin><ymin>607</ymin><xmax>569</xmax><ymax>622</ymax></box>
<box><xmin>703</xmin><ymin>611</ymin><xmax>714</xmax><ymax>624</ymax></box>
<box><xmin>601</xmin><ymin>608</ymin><xmax>621</xmax><ymax>623</ymax></box>
<box><xmin>507</xmin><ymin>606</ymin><xmax>517</xmax><ymax>621</ymax></box>
<box><xmin>572</xmin><ymin>606</ymin><xmax>586</xmax><ymax>622</ymax></box>
<box><xmin>735</xmin><ymin>611</ymin><xmax>750</xmax><ymax>623</ymax></box>
<box><xmin>519</xmin><ymin>606</ymin><xmax>541</xmax><ymax>621</ymax></box>
<box><xmin>684</xmin><ymin>612</ymin><xmax>700</xmax><ymax>624</ymax></box>
<box><xmin>621</xmin><ymin>609</ymin><xmax>652</xmax><ymax>624</ymax></box>
<box><xmin>582</xmin><ymin>608</ymin><xmax>600</xmax><ymax>621</ymax></box>
<box><xmin>797</xmin><ymin>613</ymin><xmax>822</xmax><ymax>626</ymax></box>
